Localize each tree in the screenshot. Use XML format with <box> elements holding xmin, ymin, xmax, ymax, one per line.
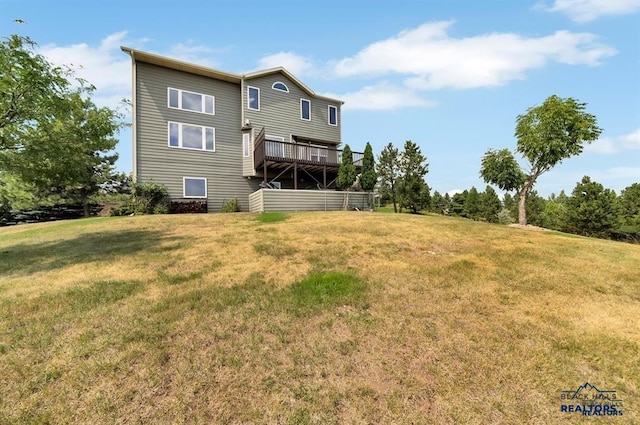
<box><xmin>0</xmin><ymin>34</ymin><xmax>71</xmax><ymax>151</ymax></box>
<box><xmin>618</xmin><ymin>183</ymin><xmax>640</xmax><ymax>227</ymax></box>
<box><xmin>377</xmin><ymin>143</ymin><xmax>401</xmax><ymax>212</ymax></box>
<box><xmin>480</xmin><ymin>95</ymin><xmax>601</xmax><ymax>225</ymax></box>
<box><xmin>337</xmin><ymin>144</ymin><xmax>357</xmax><ymax>209</ymax></box>
<box><xmin>1</xmin><ymin>88</ymin><xmax>126</xmax><ymax>216</ymax></box>
<box><xmin>359</xmin><ymin>142</ymin><xmax>378</xmax><ymax>208</ymax></box>
<box><xmin>450</xmin><ymin>190</ymin><xmax>467</xmax><ymax>216</ymax></box>
<box><xmin>397</xmin><ymin>141</ymin><xmax>430</xmax><ymax>213</ymax></box>
<box><xmin>540</xmin><ymin>199</ymin><xmax>568</xmax><ymax>231</ymax></box>
<box><xmin>463</xmin><ymin>186</ymin><xmax>481</xmax><ymax>220</ymax></box>
<box><xmin>566</xmin><ymin>176</ymin><xmax>619</xmax><ymax>237</ymax></box>
<box><xmin>430</xmin><ymin>190</ymin><xmax>449</xmax><ymax>215</ymax></box>
<box><xmin>479</xmin><ymin>186</ymin><xmax>502</xmax><ymax>222</ymax></box>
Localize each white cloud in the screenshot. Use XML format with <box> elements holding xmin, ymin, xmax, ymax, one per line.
<box><xmin>585</xmin><ymin>128</ymin><xmax>640</xmax><ymax>154</ymax></box>
<box><xmin>333</xmin><ymin>21</ymin><xmax>616</xmax><ymax>90</ymax></box>
<box><xmin>256</xmin><ymin>51</ymin><xmax>314</xmax><ymax>77</ymax></box>
<box><xmin>447</xmin><ymin>189</ymin><xmax>464</xmax><ymax>197</ymax></box>
<box><xmin>538</xmin><ymin>0</ymin><xmax>640</xmax><ymax>22</ymax></box>
<box><xmin>323</xmin><ymin>82</ymin><xmax>435</xmax><ymax>110</ymax></box>
<box><xmin>39</xmin><ymin>31</ymin><xmax>133</xmax><ymax>106</ymax></box>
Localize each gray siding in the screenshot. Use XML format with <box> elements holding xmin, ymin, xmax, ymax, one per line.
<box><xmin>249</xmin><ymin>189</ymin><xmax>371</xmax><ymax>212</ymax></box>
<box><xmin>243</xmin><ymin>74</ymin><xmax>341</xmax><ymax>144</ymax></box>
<box><xmin>135</xmin><ymin>62</ymin><xmax>260</xmax><ymax>212</ymax></box>
<box><xmin>248</xmin><ymin>190</ymin><xmax>264</xmax><ymax>213</ymax></box>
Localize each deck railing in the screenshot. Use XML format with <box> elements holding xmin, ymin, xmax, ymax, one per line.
<box><xmin>254</xmin><ymin>131</ymin><xmax>363</xmax><ymax>169</ymax></box>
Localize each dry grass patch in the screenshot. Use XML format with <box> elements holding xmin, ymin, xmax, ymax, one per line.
<box><xmin>0</xmin><ymin>212</ymin><xmax>638</xmax><ymax>424</ymax></box>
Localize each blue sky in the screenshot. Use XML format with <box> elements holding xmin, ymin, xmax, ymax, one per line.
<box><xmin>2</xmin><ymin>0</ymin><xmax>639</xmax><ymax>197</ymax></box>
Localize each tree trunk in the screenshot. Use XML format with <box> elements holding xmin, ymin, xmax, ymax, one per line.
<box><xmin>82</xmin><ymin>195</ymin><xmax>90</xmax><ymax>218</ymax></box>
<box><xmin>518</xmin><ymin>185</ymin><xmax>529</xmax><ymax>226</ymax></box>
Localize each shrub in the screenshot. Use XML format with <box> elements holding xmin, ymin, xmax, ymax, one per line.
<box><xmin>110</xmin><ymin>181</ymin><xmax>170</xmax><ymax>216</ymax></box>
<box><xmin>221</xmin><ymin>198</ymin><xmax>240</xmax><ymax>213</ymax></box>
<box><xmin>497</xmin><ymin>207</ymin><xmax>515</xmax><ymax>224</ymax></box>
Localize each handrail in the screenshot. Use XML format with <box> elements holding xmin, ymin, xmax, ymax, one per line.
<box><xmin>255</xmin><ymin>137</ymin><xmax>364</xmax><ymax>167</ymax></box>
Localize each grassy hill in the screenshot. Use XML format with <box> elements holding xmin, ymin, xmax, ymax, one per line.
<box><xmin>0</xmin><ymin>212</ymin><xmax>638</xmax><ymax>424</ymax></box>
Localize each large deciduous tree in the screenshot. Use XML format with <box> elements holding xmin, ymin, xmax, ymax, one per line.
<box><xmin>397</xmin><ymin>141</ymin><xmax>430</xmax><ymax>214</ymax></box>
<box><xmin>480</xmin><ymin>95</ymin><xmax>601</xmax><ymax>225</ymax></box>
<box><xmin>0</xmin><ymin>34</ymin><xmax>127</xmax><ymax>216</ymax></box>
<box><xmin>2</xmin><ymin>89</ymin><xmax>126</xmax><ymax>216</ymax></box>
<box><xmin>0</xmin><ymin>34</ymin><xmax>71</xmax><ymax>151</ymax></box>
<box><xmin>377</xmin><ymin>143</ymin><xmax>401</xmax><ymax>212</ymax></box>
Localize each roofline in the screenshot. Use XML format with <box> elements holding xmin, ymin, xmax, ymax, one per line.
<box><xmin>121</xmin><ymin>46</ymin><xmax>344</xmax><ymax>104</ymax></box>
<box><xmin>121</xmin><ymin>46</ymin><xmax>242</xmax><ymax>84</ymax></box>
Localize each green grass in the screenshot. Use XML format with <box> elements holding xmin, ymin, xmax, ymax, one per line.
<box><xmin>0</xmin><ymin>212</ymin><xmax>638</xmax><ymax>424</ymax></box>
<box><xmin>256</xmin><ymin>211</ymin><xmax>288</xmax><ymax>223</ymax></box>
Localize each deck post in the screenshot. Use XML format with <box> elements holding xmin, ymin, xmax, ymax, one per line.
<box><xmin>323</xmin><ymin>165</ymin><xmax>327</xmax><ymax>189</ymax></box>
<box><xmin>294</xmin><ymin>160</ymin><xmax>298</xmax><ymax>190</ymax></box>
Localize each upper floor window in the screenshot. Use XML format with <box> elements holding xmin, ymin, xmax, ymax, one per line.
<box><xmin>328</xmin><ymin>105</ymin><xmax>338</xmax><ymax>126</ymax></box>
<box><xmin>168</xmin><ymin>88</ymin><xmax>214</xmax><ymax>115</ymax></box>
<box><xmin>272</xmin><ymin>82</ymin><xmax>289</xmax><ymax>92</ymax></box>
<box><xmin>301</xmin><ymin>99</ymin><xmax>310</xmax><ymax>121</ymax></box>
<box><xmin>168</xmin><ymin>121</ymin><xmax>215</xmax><ymax>151</ymax></box>
<box><xmin>247</xmin><ymin>86</ymin><xmax>260</xmax><ymax>111</ymax></box>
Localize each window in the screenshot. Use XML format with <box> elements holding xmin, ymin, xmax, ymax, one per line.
<box><xmin>301</xmin><ymin>99</ymin><xmax>310</xmax><ymax>121</ymax></box>
<box><xmin>272</xmin><ymin>82</ymin><xmax>289</xmax><ymax>92</ymax></box>
<box><xmin>183</xmin><ymin>177</ymin><xmax>207</xmax><ymax>198</ymax></box>
<box><xmin>168</xmin><ymin>122</ymin><xmax>215</xmax><ymax>151</ymax></box>
<box><xmin>168</xmin><ymin>88</ymin><xmax>214</xmax><ymax>115</ymax></box>
<box><xmin>310</xmin><ymin>146</ymin><xmax>328</xmax><ymax>162</ymax></box>
<box><xmin>328</xmin><ymin>105</ymin><xmax>337</xmax><ymax>126</ymax></box>
<box><xmin>247</xmin><ymin>86</ymin><xmax>260</xmax><ymax>110</ymax></box>
<box><xmin>243</xmin><ymin>133</ymin><xmax>250</xmax><ymax>157</ymax></box>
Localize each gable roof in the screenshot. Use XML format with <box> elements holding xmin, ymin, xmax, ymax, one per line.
<box><xmin>121</xmin><ymin>46</ymin><xmax>343</xmax><ymax>104</ymax></box>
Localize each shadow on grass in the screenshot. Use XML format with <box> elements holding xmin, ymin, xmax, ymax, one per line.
<box><xmin>0</xmin><ymin>229</ymin><xmax>185</xmax><ymax>276</ymax></box>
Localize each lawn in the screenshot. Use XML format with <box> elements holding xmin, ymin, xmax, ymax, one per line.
<box><xmin>0</xmin><ymin>212</ymin><xmax>638</xmax><ymax>424</ymax></box>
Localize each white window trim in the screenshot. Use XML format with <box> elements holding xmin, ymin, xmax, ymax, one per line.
<box><xmin>300</xmin><ymin>98</ymin><xmax>311</xmax><ymax>121</ymax></box>
<box><xmin>168</xmin><ymin>87</ymin><xmax>215</xmax><ymax>115</ymax></box>
<box><xmin>271</xmin><ymin>82</ymin><xmax>289</xmax><ymax>93</ymax></box>
<box><xmin>243</xmin><ymin>133</ymin><xmax>251</xmax><ymax>158</ymax></box>
<box><xmin>168</xmin><ymin>121</ymin><xmax>216</xmax><ymax>152</ymax></box>
<box><xmin>247</xmin><ymin>86</ymin><xmax>260</xmax><ymax>111</ymax></box>
<box><xmin>328</xmin><ymin>105</ymin><xmax>338</xmax><ymax>126</ymax></box>
<box><xmin>183</xmin><ymin>177</ymin><xmax>208</xmax><ymax>198</ymax></box>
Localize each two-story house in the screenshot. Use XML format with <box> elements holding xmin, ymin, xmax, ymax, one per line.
<box><xmin>121</xmin><ymin>47</ymin><xmax>368</xmax><ymax>212</ymax></box>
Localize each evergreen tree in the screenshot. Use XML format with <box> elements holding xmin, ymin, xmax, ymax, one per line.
<box><xmin>479</xmin><ymin>186</ymin><xmax>502</xmax><ymax>222</ymax></box>
<box><xmin>450</xmin><ymin>190</ymin><xmax>468</xmax><ymax>216</ymax></box>
<box><xmin>463</xmin><ymin>186</ymin><xmax>481</xmax><ymax>220</ymax></box>
<box><xmin>337</xmin><ymin>144</ymin><xmax>357</xmax><ymax>209</ymax></box>
<box><xmin>376</xmin><ymin>143</ymin><xmax>401</xmax><ymax>212</ymax></box>
<box><xmin>397</xmin><ymin>141</ymin><xmax>430</xmax><ymax>213</ymax></box>
<box><xmin>566</xmin><ymin>176</ymin><xmax>619</xmax><ymax>237</ymax></box>
<box><xmin>359</xmin><ymin>142</ymin><xmax>378</xmax><ymax>209</ymax></box>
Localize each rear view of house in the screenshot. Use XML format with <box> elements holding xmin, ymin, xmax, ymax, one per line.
<box><xmin>121</xmin><ymin>47</ymin><xmax>368</xmax><ymax>212</ymax></box>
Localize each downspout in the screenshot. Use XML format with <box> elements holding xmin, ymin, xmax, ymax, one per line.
<box><xmin>130</xmin><ymin>51</ymin><xmax>138</xmax><ymax>181</ymax></box>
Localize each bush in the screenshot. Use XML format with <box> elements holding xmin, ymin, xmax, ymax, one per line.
<box><xmin>221</xmin><ymin>198</ymin><xmax>240</xmax><ymax>213</ymax></box>
<box><xmin>110</xmin><ymin>181</ymin><xmax>170</xmax><ymax>216</ymax></box>
<box><xmin>497</xmin><ymin>207</ymin><xmax>515</xmax><ymax>224</ymax></box>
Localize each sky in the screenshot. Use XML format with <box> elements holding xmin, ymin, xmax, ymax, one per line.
<box><xmin>2</xmin><ymin>0</ymin><xmax>639</xmax><ymax>197</ymax></box>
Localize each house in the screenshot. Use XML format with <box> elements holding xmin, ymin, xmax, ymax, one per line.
<box><xmin>121</xmin><ymin>47</ymin><xmax>369</xmax><ymax>212</ymax></box>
